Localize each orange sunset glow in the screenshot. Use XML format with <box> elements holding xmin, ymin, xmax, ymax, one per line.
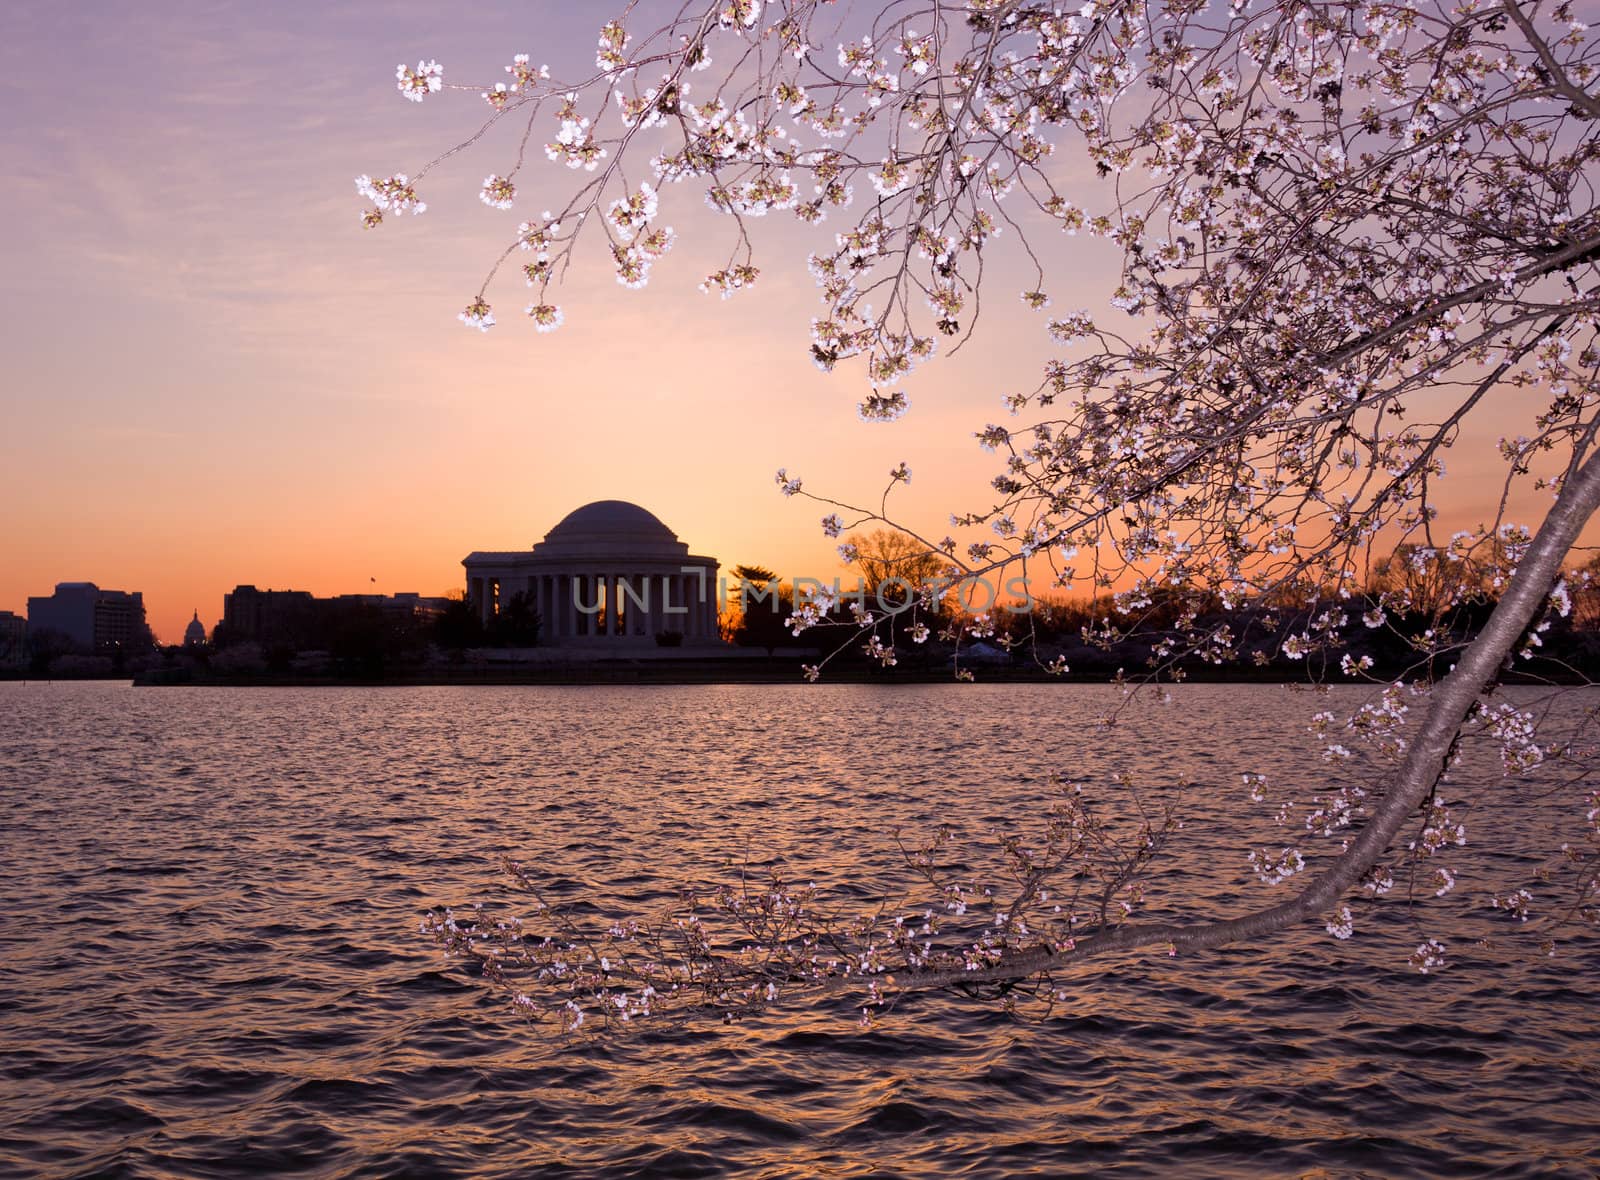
<box><xmin>6</xmin><ymin>5</ymin><xmax>1600</xmax><ymax>1176</ymax></box>
<box><xmin>0</xmin><ymin>1</ymin><xmax>1578</xmax><ymax>643</ymax></box>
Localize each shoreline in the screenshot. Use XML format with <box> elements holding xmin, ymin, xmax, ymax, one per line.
<box><xmin>2</xmin><ymin>664</ymin><xmax>1588</xmax><ymax>688</ymax></box>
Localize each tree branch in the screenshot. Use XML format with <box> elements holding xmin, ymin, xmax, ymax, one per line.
<box><xmin>1501</xmin><ymin>0</ymin><xmax>1600</xmax><ymax>121</ymax></box>
<box><xmin>872</xmin><ymin>441</ymin><xmax>1600</xmax><ymax>993</ymax></box>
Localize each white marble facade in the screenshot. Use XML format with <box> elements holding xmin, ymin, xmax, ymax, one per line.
<box><xmin>463</xmin><ymin>501</ymin><xmax>722</xmax><ymax>646</ymax></box>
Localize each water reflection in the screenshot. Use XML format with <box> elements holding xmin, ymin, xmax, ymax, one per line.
<box><xmin>0</xmin><ymin>682</ymin><xmax>1596</xmax><ymax>1178</ymax></box>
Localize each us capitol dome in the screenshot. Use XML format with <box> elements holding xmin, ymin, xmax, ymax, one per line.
<box><xmin>183</xmin><ymin>610</ymin><xmax>208</xmax><ymax>647</ymax></box>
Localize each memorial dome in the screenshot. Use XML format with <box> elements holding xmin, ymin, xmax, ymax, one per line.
<box><xmin>545</xmin><ymin>500</ymin><xmax>677</xmax><ymax>542</ymax></box>
<box><xmin>533</xmin><ymin>500</ymin><xmax>687</xmax><ymax>560</ymax></box>
<box><xmin>463</xmin><ymin>499</ymin><xmax>721</xmax><ymax>647</ymax></box>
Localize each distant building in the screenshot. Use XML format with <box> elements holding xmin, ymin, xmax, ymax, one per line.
<box><xmin>463</xmin><ymin>500</ymin><xmax>722</xmax><ymax>647</ymax></box>
<box><xmin>219</xmin><ymin>585</ymin><xmax>450</xmax><ymax>650</ymax></box>
<box><xmin>183</xmin><ymin>611</ymin><xmax>207</xmax><ymax>647</ymax></box>
<box><xmin>0</xmin><ymin>610</ymin><xmax>25</xmax><ymax>665</ymax></box>
<box><xmin>327</xmin><ymin>592</ymin><xmax>453</xmax><ymax>620</ymax></box>
<box><xmin>221</xmin><ymin>586</ymin><xmax>317</xmax><ymax>646</ymax></box>
<box><xmin>26</xmin><ymin>583</ymin><xmax>151</xmax><ymax>654</ymax></box>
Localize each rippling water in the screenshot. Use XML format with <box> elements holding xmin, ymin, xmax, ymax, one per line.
<box><xmin>1</xmin><ymin>682</ymin><xmax>1597</xmax><ymax>1178</ymax></box>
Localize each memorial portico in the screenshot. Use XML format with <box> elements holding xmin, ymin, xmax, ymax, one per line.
<box><xmin>463</xmin><ymin>501</ymin><xmax>722</xmax><ymax>647</ymax></box>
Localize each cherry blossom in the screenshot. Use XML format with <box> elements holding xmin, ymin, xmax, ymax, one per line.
<box><xmin>370</xmin><ymin>0</ymin><xmax>1600</xmax><ymax>1027</ymax></box>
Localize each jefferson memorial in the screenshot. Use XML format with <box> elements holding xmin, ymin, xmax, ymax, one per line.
<box><xmin>462</xmin><ymin>501</ymin><xmax>722</xmax><ymax>647</ymax></box>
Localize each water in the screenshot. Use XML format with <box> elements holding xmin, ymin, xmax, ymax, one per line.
<box><xmin>1</xmin><ymin>682</ymin><xmax>1596</xmax><ymax>1178</ymax></box>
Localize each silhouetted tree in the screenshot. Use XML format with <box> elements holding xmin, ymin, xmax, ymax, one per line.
<box><xmin>26</xmin><ymin>627</ymin><xmax>76</xmax><ymax>677</ymax></box>
<box><xmin>434</xmin><ymin>593</ymin><xmax>485</xmax><ymax>650</ymax></box>
<box><xmin>725</xmin><ymin>564</ymin><xmax>796</xmax><ymax>654</ymax></box>
<box><xmin>485</xmin><ymin>590</ymin><xmax>541</xmax><ymax>647</ymax></box>
<box><xmin>844</xmin><ymin>530</ymin><xmax>949</xmax><ymax>611</ymax></box>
